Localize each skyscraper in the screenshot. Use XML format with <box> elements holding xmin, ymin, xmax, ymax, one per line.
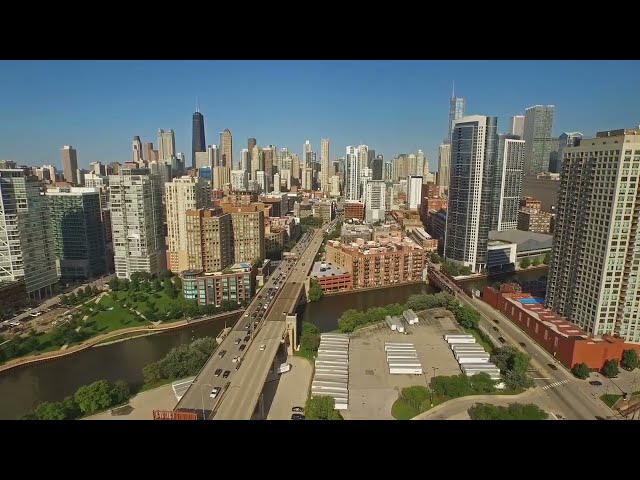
<box><xmin>192</xmin><ymin>109</ymin><xmax>206</xmax><ymax>169</ymax></box>
<box><xmin>165</xmin><ymin>176</ymin><xmax>211</xmax><ymax>273</ymax></box>
<box><xmin>358</xmin><ymin>145</ymin><xmax>369</xmax><ymax>171</ymax></box>
<box><xmin>522</xmin><ymin>105</ymin><xmax>555</xmax><ymax>175</ymax></box>
<box><xmin>263</xmin><ymin>146</ymin><xmax>274</xmax><ymax>182</ymax></box>
<box><xmin>247</xmin><ymin>138</ymin><xmax>257</xmax><ymax>158</ymax></box>
<box><xmin>509</xmin><ymin>115</ymin><xmax>525</xmax><ymax>137</ymax></box>
<box><xmin>492</xmin><ymin>134</ymin><xmax>525</xmax><ymax>231</ymax></box>
<box><xmin>371</xmin><ymin>154</ymin><xmax>383</xmax><ymax>181</ymax></box>
<box><xmin>251</xmin><ymin>146</ymin><xmax>262</xmax><ymax>181</ymax></box>
<box><xmin>321</xmin><ymin>138</ymin><xmax>330</xmax><ymax>193</ymax></box>
<box><xmin>365</xmin><ymin>180</ymin><xmax>386</xmax><ymax>223</ymax></box>
<box><xmin>448</xmin><ymin>86</ymin><xmax>465</xmax><ymax>141</ymax></box>
<box><xmin>185</xmin><ymin>209</ymin><xmax>233</xmax><ymax>272</ymax></box>
<box><xmin>61</xmin><ymin>145</ymin><xmax>78</xmax><ymax>184</ymax></box>
<box><xmin>445</xmin><ymin>115</ymin><xmax>498</xmax><ymax>273</ymax></box>
<box><xmin>303</xmin><ymin>140</ymin><xmax>312</xmax><ymax>169</ymax></box>
<box><xmin>208</xmin><ymin>144</ymin><xmax>220</xmax><ymax>168</ymax></box>
<box><xmin>240</xmin><ymin>148</ymin><xmax>250</xmax><ymax>172</ymax></box>
<box><xmin>546</xmin><ymin>128</ymin><xmax>640</xmax><ymax>342</ymax></box>
<box><xmin>158</xmin><ymin>129</ymin><xmax>176</xmax><ymax>162</ymax></box>
<box><xmin>346</xmin><ymin>146</ymin><xmax>359</xmax><ymax>201</ymax></box>
<box><xmin>407</xmin><ymin>175</ymin><xmax>423</xmax><ymax>210</ymax></box>
<box><xmin>47</xmin><ymin>186</ymin><xmax>107</xmax><ymax>280</ymax></box>
<box><xmin>231</xmin><ymin>170</ymin><xmax>249</xmax><ymax>191</ymax></box>
<box><xmin>132</xmin><ymin>136</ymin><xmax>144</xmax><ymax>164</ymax></box>
<box><xmin>220</xmin><ymin>129</ymin><xmax>233</xmax><ymax>168</ymax></box>
<box><xmin>144</xmin><ymin>143</ymin><xmax>155</xmax><ymax>164</ymax></box>
<box><xmin>0</xmin><ymin>168</ymin><xmax>57</xmax><ymax>300</ymax></box>
<box><xmin>556</xmin><ymin>132</ymin><xmax>583</xmax><ymax>173</ymax></box>
<box><xmin>110</xmin><ymin>168</ymin><xmax>166</xmax><ymax>278</ymax></box>
<box><xmin>220</xmin><ymin>205</ymin><xmax>265</xmax><ymax>263</ymax></box>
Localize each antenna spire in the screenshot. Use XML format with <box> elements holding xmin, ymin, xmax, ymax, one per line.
<box><xmin>196</xmin><ymin>97</ymin><xmax>200</xmax><ymax>113</ymax></box>
<box><xmin>452</xmin><ymin>80</ymin><xmax>455</xmax><ymax>99</ymax></box>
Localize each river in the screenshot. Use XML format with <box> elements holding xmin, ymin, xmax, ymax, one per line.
<box><xmin>0</xmin><ymin>269</ymin><xmax>547</xmax><ymax>419</ymax></box>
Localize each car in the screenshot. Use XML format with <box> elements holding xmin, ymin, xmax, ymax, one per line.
<box><xmin>235</xmin><ymin>362</ymin><xmax>241</xmax><ymax>370</ymax></box>
<box><xmin>239</xmin><ymin>344</ymin><xmax>246</xmax><ymax>351</ymax></box>
<box><xmin>234</xmin><ymin>338</ymin><xmax>241</xmax><ymax>345</ymax></box>
<box><xmin>222</xmin><ymin>370</ymin><xmax>231</xmax><ymax>378</ymax></box>
<box><xmin>547</xmin><ymin>363</ymin><xmax>558</xmax><ymax>371</ymax></box>
<box><xmin>259</xmin><ymin>344</ymin><xmax>266</xmax><ymax>351</ymax></box>
<box><xmin>291</xmin><ymin>414</ymin><xmax>305</xmax><ymax>420</ymax></box>
<box><xmin>244</xmin><ymin>335</ymin><xmax>250</xmax><ymax>342</ymax></box>
<box><xmin>492</xmin><ymin>326</ymin><xmax>499</xmax><ymax>332</ymax></box>
<box><xmin>214</xmin><ymin>368</ymin><xmax>222</xmax><ymax>377</ymax></box>
<box><xmin>218</xmin><ymin>350</ymin><xmax>227</xmax><ymax>358</ymax></box>
<box><xmin>292</xmin><ymin>406</ymin><xmax>304</xmax><ymax>413</ymax></box>
<box><xmin>244</xmin><ymin>324</ymin><xmax>250</xmax><ymax>330</ymax></box>
<box><xmin>244</xmin><ymin>312</ymin><xmax>249</xmax><ymax>317</ymax></box>
<box><xmin>590</xmin><ymin>381</ymin><xmax>603</xmax><ymax>386</ymax></box>
<box><xmin>232</xmin><ymin>356</ymin><xmax>240</xmax><ymax>363</ymax></box>
<box><xmin>518</xmin><ymin>342</ymin><xmax>526</xmax><ymax>348</ymax></box>
<box><xmin>209</xmin><ymin>387</ymin><xmax>221</xmax><ymax>398</ymax></box>
<box><xmin>493</xmin><ymin>319</ymin><xmax>499</xmax><ymax>324</ymax></box>
<box><xmin>498</xmin><ymin>336</ymin><xmax>506</xmax><ymax>344</ymax></box>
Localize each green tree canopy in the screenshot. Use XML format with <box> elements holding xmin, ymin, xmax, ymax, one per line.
<box><xmin>300</xmin><ymin>332</ymin><xmax>321</xmax><ymax>352</ymax></box>
<box><xmin>308</xmin><ymin>278</ymin><xmax>324</xmax><ymax>302</ymax></box>
<box><xmin>621</xmin><ymin>349</ymin><xmax>638</xmax><ymax>371</ymax></box>
<box><xmin>469</xmin><ymin>402</ymin><xmax>548</xmax><ymax>420</ymax></box>
<box><xmin>602</xmin><ymin>359</ymin><xmax>619</xmax><ymax>378</ymax></box>
<box><xmin>543</xmin><ymin>253</ymin><xmax>551</xmax><ymax>265</ymax></box>
<box><xmin>469</xmin><ymin>372</ymin><xmax>496</xmax><ymax>393</ymax></box>
<box><xmin>520</xmin><ymin>257</ymin><xmax>531</xmax><ymax>269</ymax></box>
<box><xmin>305</xmin><ymin>395</ymin><xmax>343</xmax><ymax>420</ymax></box>
<box><xmin>571</xmin><ymin>363</ymin><xmax>590</xmax><ymax>379</ymax></box>
<box><xmin>74</xmin><ymin>380</ymin><xmax>116</xmax><ymax>415</ymax></box>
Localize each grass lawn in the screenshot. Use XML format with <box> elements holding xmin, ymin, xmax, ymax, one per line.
<box><xmin>294</xmin><ymin>348</ymin><xmax>316</xmax><ymax>361</ymax></box>
<box><xmin>79</xmin><ymin>296</ymin><xmax>149</xmax><ymax>338</ymax></box>
<box><xmin>137</xmin><ymin>377</ymin><xmax>178</xmax><ymax>393</ymax></box>
<box><xmin>600</xmin><ymin>393</ymin><xmax>622</xmax><ymax>408</ymax></box>
<box><xmin>391</xmin><ymin>399</ymin><xmax>420</xmax><ymax>420</ymax></box>
<box><xmin>464</xmin><ymin>327</ymin><xmax>495</xmax><ymax>354</ymax></box>
<box><xmin>112</xmin><ymin>290</ymin><xmax>178</xmax><ymax>316</ymax></box>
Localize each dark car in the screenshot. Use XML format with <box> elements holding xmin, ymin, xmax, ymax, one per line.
<box><xmin>590</xmin><ymin>381</ymin><xmax>603</xmax><ymax>386</ymax></box>
<box><xmin>519</xmin><ymin>342</ymin><xmax>526</xmax><ymax>348</ymax></box>
<box><xmin>218</xmin><ymin>350</ymin><xmax>227</xmax><ymax>358</ymax></box>
<box><xmin>214</xmin><ymin>368</ymin><xmax>222</xmax><ymax>377</ymax></box>
<box><xmin>239</xmin><ymin>344</ymin><xmax>246</xmax><ymax>351</ymax></box>
<box><xmin>244</xmin><ymin>335</ymin><xmax>250</xmax><ymax>342</ymax></box>
<box><xmin>547</xmin><ymin>363</ymin><xmax>558</xmax><ymax>371</ymax></box>
<box><xmin>292</xmin><ymin>406</ymin><xmax>304</xmax><ymax>413</ymax></box>
<box><xmin>222</xmin><ymin>370</ymin><xmax>230</xmax><ymax>378</ymax></box>
<box><xmin>291</xmin><ymin>414</ymin><xmax>305</xmax><ymax>420</ymax></box>
<box><xmin>234</xmin><ymin>338</ymin><xmax>241</xmax><ymax>345</ymax></box>
<box><xmin>235</xmin><ymin>362</ymin><xmax>241</xmax><ymax>370</ymax></box>
<box><xmin>493</xmin><ymin>319</ymin><xmax>499</xmax><ymax>324</ymax></box>
<box><xmin>492</xmin><ymin>326</ymin><xmax>499</xmax><ymax>332</ymax></box>
<box><xmin>498</xmin><ymin>336</ymin><xmax>506</xmax><ymax>344</ymax></box>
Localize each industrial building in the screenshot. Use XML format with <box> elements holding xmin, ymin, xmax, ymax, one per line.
<box><xmin>312</xmin><ymin>333</ymin><xmax>350</xmax><ymax>410</ymax></box>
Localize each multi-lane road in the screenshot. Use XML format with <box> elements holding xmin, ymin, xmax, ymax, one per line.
<box><xmin>176</xmin><ymin>224</ymin><xmax>327</xmax><ymax>419</ymax></box>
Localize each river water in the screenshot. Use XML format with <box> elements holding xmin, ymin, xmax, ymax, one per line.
<box><xmin>0</xmin><ymin>269</ymin><xmax>547</xmax><ymax>419</ymax></box>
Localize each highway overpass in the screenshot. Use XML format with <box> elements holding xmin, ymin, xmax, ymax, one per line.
<box><xmin>174</xmin><ymin>223</ymin><xmax>328</xmax><ymax>420</ymax></box>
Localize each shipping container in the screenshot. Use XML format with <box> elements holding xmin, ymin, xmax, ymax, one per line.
<box><xmin>403</xmin><ymin>309</ymin><xmax>419</xmax><ymax>325</ymax></box>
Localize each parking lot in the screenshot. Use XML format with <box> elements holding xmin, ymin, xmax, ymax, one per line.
<box><xmin>344</xmin><ymin>309</ymin><xmax>463</xmax><ymax>420</ymax></box>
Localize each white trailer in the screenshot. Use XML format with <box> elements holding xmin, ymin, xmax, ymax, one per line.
<box><xmin>451</xmin><ymin>344</ymin><xmax>485</xmax><ymax>351</ymax></box>
<box><xmin>387</xmin><ymin>355</ymin><xmax>419</xmax><ymax>360</ymax></box>
<box><xmin>317</xmin><ymin>348</ymin><xmax>349</xmax><ymax>354</ymax></box>
<box><xmin>456</xmin><ymin>351</ymin><xmax>490</xmax><ymax>359</ymax></box>
<box><xmin>315</xmin><ymin>367</ymin><xmax>349</xmax><ymax>375</ymax></box>
<box><xmin>444</xmin><ymin>334</ymin><xmax>475</xmax><ymax>341</ymax></box>
<box><xmin>403</xmin><ymin>309</ymin><xmax>419</xmax><ymax>325</ymax></box>
<box><xmin>321</xmin><ymin>334</ymin><xmax>350</xmax><ymax>340</ymax></box>
<box><xmin>388</xmin><ymin>362</ymin><xmax>423</xmax><ymax>368</ymax></box>
<box><xmin>315</xmin><ymin>352</ymin><xmax>348</xmax><ymax>359</ymax></box>
<box><xmin>311</xmin><ymin>385</ymin><xmax>349</xmax><ymax>394</ymax></box>
<box><xmin>385</xmin><ymin>345</ymin><xmax>416</xmax><ymax>351</ymax></box>
<box><xmin>458</xmin><ymin>357</ymin><xmax>490</xmax><ymax>364</ymax></box>
<box><xmin>447</xmin><ymin>338</ymin><xmax>477</xmax><ymax>345</ymax></box>
<box><xmin>385</xmin><ymin>342</ymin><xmax>414</xmax><ymax>346</ymax></box>
<box><xmin>389</xmin><ymin>366</ymin><xmax>423</xmax><ymax>375</ymax></box>
<box><xmin>385</xmin><ymin>316</ymin><xmax>397</xmax><ymax>331</ymax></box>
<box><xmin>315</xmin><ymin>361</ymin><xmax>348</xmax><ymax>367</ymax></box>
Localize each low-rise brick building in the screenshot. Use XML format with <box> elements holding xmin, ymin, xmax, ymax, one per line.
<box><xmin>181</xmin><ymin>262</ymin><xmax>257</xmax><ymax>306</ymax></box>
<box><xmin>311</xmin><ymin>261</ymin><xmax>353</xmax><ymax>293</ymax></box>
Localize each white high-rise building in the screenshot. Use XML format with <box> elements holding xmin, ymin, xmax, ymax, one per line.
<box><xmin>493</xmin><ymin>135</ymin><xmax>525</xmax><ymax>231</ymax></box>
<box><xmin>445</xmin><ymin>115</ymin><xmax>498</xmax><ymax>273</ymax></box>
<box><xmin>365</xmin><ymin>180</ymin><xmax>386</xmax><ymax>223</ymax></box>
<box><xmin>303</xmin><ymin>140</ymin><xmax>312</xmax><ymax>169</ymax></box>
<box><xmin>256</xmin><ymin>171</ymin><xmax>267</xmax><ymax>193</ymax></box>
<box><xmin>546</xmin><ymin>128</ymin><xmax>640</xmax><ymax>342</ymax></box>
<box><xmin>158</xmin><ymin>129</ymin><xmax>176</xmax><ymax>161</ymax></box>
<box><xmin>231</xmin><ymin>170</ymin><xmax>249</xmax><ymax>192</ymax></box>
<box><xmin>110</xmin><ymin>168</ymin><xmax>166</xmax><ymax>279</ymax></box>
<box><xmin>0</xmin><ymin>168</ymin><xmax>57</xmax><ymax>300</ymax></box>
<box><xmin>302</xmin><ymin>167</ymin><xmax>314</xmax><ymax>191</ymax></box>
<box><xmin>346</xmin><ymin>146</ymin><xmax>360</xmax><ymax>201</ymax></box>
<box><xmin>407</xmin><ymin>175</ymin><xmax>423</xmax><ymax>210</ymax></box>
<box><xmin>360</xmin><ymin>167</ymin><xmax>372</xmax><ymax>202</ymax></box>
<box><xmin>132</xmin><ymin>136</ymin><xmax>143</xmax><ymax>164</ymax></box>
<box><xmin>416</xmin><ymin>150</ymin><xmax>427</xmax><ymax>178</ymax></box>
<box><xmin>251</xmin><ymin>146</ymin><xmax>262</xmax><ymax>181</ymax></box>
<box><xmin>448</xmin><ymin>92</ymin><xmax>465</xmax><ymax>141</ymax></box>
<box><xmin>321</xmin><ymin>138</ymin><xmax>330</xmax><ymax>193</ymax></box>
<box><xmin>330</xmin><ymin>175</ymin><xmax>340</xmax><ymax>197</ymax></box>
<box><xmin>240</xmin><ymin>148</ymin><xmax>250</xmax><ymax>173</ymax></box>
<box><xmin>280</xmin><ymin>169</ymin><xmax>291</xmax><ymax>191</ymax></box>
<box><xmin>273</xmin><ymin>173</ymin><xmax>281</xmax><ymax>194</ymax></box>
<box><xmin>509</xmin><ymin>115</ymin><xmax>525</xmax><ymax>137</ymax></box>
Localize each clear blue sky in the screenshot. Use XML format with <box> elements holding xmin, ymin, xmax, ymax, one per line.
<box><xmin>1</xmin><ymin>60</ymin><xmax>639</xmax><ymax>171</ymax></box>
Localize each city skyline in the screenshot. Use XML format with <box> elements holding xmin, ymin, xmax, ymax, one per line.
<box><xmin>2</xmin><ymin>60</ymin><xmax>640</xmax><ymax>169</ymax></box>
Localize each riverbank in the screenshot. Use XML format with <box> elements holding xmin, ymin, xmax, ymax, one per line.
<box><xmin>0</xmin><ymin>310</ymin><xmax>242</xmax><ymax>374</ymax></box>
<box><xmin>454</xmin><ymin>265</ymin><xmax>549</xmax><ymax>283</ymax></box>
<box><xmin>324</xmin><ymin>281</ymin><xmax>426</xmax><ymax>297</ymax></box>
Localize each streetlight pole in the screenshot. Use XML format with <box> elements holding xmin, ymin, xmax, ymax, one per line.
<box><xmin>200</xmin><ymin>383</ymin><xmax>213</xmax><ymax>421</ymax></box>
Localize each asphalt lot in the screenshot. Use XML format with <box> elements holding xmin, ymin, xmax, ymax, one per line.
<box><xmin>344</xmin><ymin>309</ymin><xmax>462</xmax><ymax>420</ymax></box>
<box><xmin>266</xmin><ymin>356</ymin><xmax>313</xmax><ymax>420</ymax></box>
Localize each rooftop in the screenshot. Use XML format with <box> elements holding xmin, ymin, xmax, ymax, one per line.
<box><xmin>312</xmin><ymin>261</ymin><xmax>348</xmax><ymax>278</ymax></box>
<box><xmin>489</xmin><ymin>229</ymin><xmax>553</xmax><ymax>252</ymax></box>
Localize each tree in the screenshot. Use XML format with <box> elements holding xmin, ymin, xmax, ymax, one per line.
<box><xmin>621</xmin><ymin>349</ymin><xmax>638</xmax><ymax>371</ymax></box>
<box><xmin>520</xmin><ymin>257</ymin><xmax>531</xmax><ymax>269</ymax></box>
<box><xmin>450</xmin><ymin>305</ymin><xmax>480</xmax><ymax>329</ymax></box>
<box><xmin>302</xmin><ymin>322</ymin><xmax>320</xmax><ymax>336</ymax></box>
<box><xmin>543</xmin><ymin>253</ymin><xmax>551</xmax><ymax>265</ymax></box>
<box><xmin>108</xmin><ymin>278</ymin><xmax>122</xmax><ymax>291</ymax></box>
<box><xmin>74</xmin><ymin>380</ymin><xmax>115</xmax><ymax>414</ymax></box>
<box><xmin>460</xmin><ymin>266</ymin><xmax>472</xmax><ymax>276</ymax></box>
<box><xmin>153</xmin><ymin>279</ymin><xmax>163</xmax><ymax>292</ymax></box>
<box><xmin>110</xmin><ymin>380</ymin><xmax>130</xmax><ymax>405</ymax></box>
<box><xmin>508</xmin><ymin>351</ymin><xmax>530</xmax><ymax>374</ymax></box>
<box><xmin>430</xmin><ymin>252</ymin><xmax>442</xmax><ymax>264</ymax></box>
<box><xmin>572</xmin><ymin>363</ymin><xmax>591</xmax><ymax>379</ymax></box>
<box><xmin>505</xmin><ymin>369</ymin><xmax>534</xmax><ymax>390</ymax></box>
<box><xmin>143</xmin><ymin>362</ymin><xmax>162</xmax><ymax>384</ymax></box>
<box><xmin>67</xmin><ymin>292</ymin><xmax>77</xmax><ymax>304</ymax></box>
<box><xmin>32</xmin><ymin>401</ymin><xmax>70</xmax><ymax>420</ymax></box>
<box><xmin>469</xmin><ymin>402</ymin><xmax>548</xmax><ymax>420</ymax></box>
<box><xmin>531</xmin><ymin>258</ymin><xmax>541</xmax><ymax>267</ymax></box>
<box><xmin>602</xmin><ymin>359</ymin><xmax>619</xmax><ymax>378</ymax></box>
<box><xmin>173</xmin><ymin>276</ymin><xmax>182</xmax><ymax>290</ymax></box>
<box><xmin>469</xmin><ymin>372</ymin><xmax>496</xmax><ymax>393</ymax></box>
<box><xmin>59</xmin><ymin>294</ymin><xmax>69</xmax><ymax>305</ymax></box>
<box><xmin>400</xmin><ymin>386</ymin><xmax>431</xmax><ymax>411</ymax></box>
<box><xmin>84</xmin><ymin>286</ymin><xmax>92</xmax><ymax>298</ymax></box>
<box><xmin>300</xmin><ymin>332</ymin><xmax>321</xmax><ymax>353</ymax></box>
<box><xmin>308</xmin><ymin>278</ymin><xmax>324</xmax><ymax>302</ymax></box>
<box><xmin>491</xmin><ymin>346</ymin><xmax>519</xmax><ymax>373</ymax></box>
<box><xmin>91</xmin><ymin>285</ymin><xmax>99</xmax><ymax>296</ymax></box>
<box><xmin>305</xmin><ymin>395</ymin><xmax>342</xmax><ymax>420</ymax></box>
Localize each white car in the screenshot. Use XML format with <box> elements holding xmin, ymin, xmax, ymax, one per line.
<box><xmin>259</xmin><ymin>344</ymin><xmax>266</xmax><ymax>351</ymax></box>
<box><xmin>232</xmin><ymin>355</ymin><xmax>240</xmax><ymax>363</ymax></box>
<box><xmin>209</xmin><ymin>387</ymin><xmax>221</xmax><ymax>398</ymax></box>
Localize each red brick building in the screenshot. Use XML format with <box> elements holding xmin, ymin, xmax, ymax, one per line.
<box><xmin>311</xmin><ymin>262</ymin><xmax>353</xmax><ymax>293</ymax></box>
<box><xmin>520</xmin><ymin>196</ymin><xmax>542</xmax><ymax>212</ymax></box>
<box><xmin>482</xmin><ymin>286</ymin><xmax>640</xmax><ymax>370</ymax></box>
<box><xmin>344</xmin><ymin>201</ymin><xmax>364</xmax><ymax>221</ymax></box>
